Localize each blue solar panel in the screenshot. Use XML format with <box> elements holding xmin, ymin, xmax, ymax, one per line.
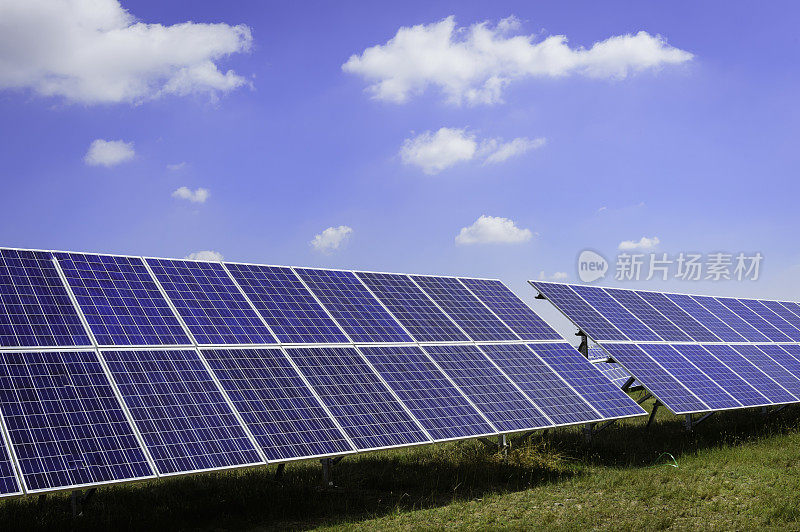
<box><xmin>530</xmin><ymin>282</ymin><xmax>627</xmax><ymax>341</ymax></box>
<box><xmin>55</xmin><ymin>253</ymin><xmax>190</xmax><ymax>346</ymax></box>
<box><xmin>202</xmin><ymin>348</ymin><xmax>354</xmax><ymax>461</ymax></box>
<box><xmin>294</xmin><ymin>269</ymin><xmax>412</xmax><ymax>343</ymax></box>
<box><xmin>359</xmin><ymin>345</ymin><xmax>496</xmax><ymax>441</ymax></box>
<box><xmin>479</xmin><ymin>343</ymin><xmax>600</xmax><ymax>425</ymax></box>
<box><xmin>570</xmin><ymin>285</ymin><xmax>660</xmax><ymax>341</ymax></box>
<box><xmin>102</xmin><ymin>349</ymin><xmax>263</xmax><ymax>475</ymax></box>
<box><xmin>690</xmin><ymin>296</ymin><xmax>769</xmax><ymax>342</ymax></box>
<box><xmin>0</xmin><ymin>429</ymin><xmax>20</xmax><ymax>496</ymax></box>
<box><xmin>413</xmin><ymin>276</ymin><xmax>517</xmax><ymax>341</ymax></box>
<box><xmin>737</xmin><ymin>300</ymin><xmax>800</xmax><ymax>341</ymax></box>
<box><xmin>422</xmin><ymin>344</ymin><xmax>551</xmax><ymax>432</ymax></box>
<box><xmin>716</xmin><ymin>298</ymin><xmax>791</xmax><ymax>342</ymax></box>
<box><xmin>224</xmin><ymin>264</ymin><xmax>349</xmax><ymax>344</ymax></box>
<box><xmin>603</xmin><ymin>288</ymin><xmax>691</xmax><ymax>342</ymax></box>
<box><xmin>732</xmin><ymin>345</ymin><xmax>800</xmax><ymax>399</ymax></box>
<box><xmin>638</xmin><ymin>345</ymin><xmax>740</xmax><ymax>410</ymax></box>
<box><xmin>664</xmin><ymin>293</ymin><xmax>747</xmax><ymax>342</ymax></box>
<box><xmin>528</xmin><ymin>343</ymin><xmax>647</xmax><ymax>419</ymax></box>
<box><xmin>285</xmin><ymin>347</ymin><xmax>429</xmax><ymax>450</ymax></box>
<box><xmin>760</xmin><ymin>301</ymin><xmax>800</xmax><ymax>334</ymax></box>
<box><xmin>593</xmin><ymin>360</ymin><xmax>636</xmax><ymax>388</ymax></box>
<box><xmin>601</xmin><ymin>344</ymin><xmax>709</xmax><ymax>414</ymax></box>
<box><xmin>356</xmin><ymin>273</ymin><xmax>468</xmax><ymax>342</ymax></box>
<box><xmin>146</xmin><ymin>259</ymin><xmax>277</xmax><ymax>345</ymax></box>
<box><xmin>0</xmin><ymin>249</ymin><xmax>91</xmax><ymax>348</ymax></box>
<box><xmin>0</xmin><ymin>351</ymin><xmax>154</xmax><ymax>492</ymax></box>
<box><xmin>700</xmin><ymin>345</ymin><xmax>792</xmax><ymax>405</ymax></box>
<box><xmin>459</xmin><ymin>278</ymin><xmax>561</xmax><ymax>340</ymax></box>
<box><xmin>778</xmin><ymin>302</ymin><xmax>800</xmax><ymax>326</ymax></box>
<box><xmin>778</xmin><ymin>344</ymin><xmax>800</xmax><ymax>367</ymax></box>
<box><xmin>635</xmin><ymin>291</ymin><xmax>721</xmax><ymax>342</ymax></box>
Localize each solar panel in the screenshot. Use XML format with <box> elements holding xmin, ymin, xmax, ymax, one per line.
<box><xmin>690</xmin><ymin>296</ymin><xmax>769</xmax><ymax>342</ymax></box>
<box><xmin>355</xmin><ymin>272</ymin><xmax>468</xmax><ymax>342</ymax></box>
<box><xmin>294</xmin><ymin>269</ymin><xmax>412</xmax><ymax>343</ymax></box>
<box><xmin>284</xmin><ymin>347</ymin><xmax>430</xmax><ymax>450</ymax></box>
<box><xmin>777</xmin><ymin>301</ymin><xmax>800</xmax><ymax>326</ymax></box>
<box><xmin>699</xmin><ymin>345</ymin><xmax>792</xmax><ymax>405</ymax></box>
<box><xmin>637</xmin><ymin>344</ymin><xmax>741</xmax><ymax>410</ymax></box>
<box><xmin>146</xmin><ymin>259</ymin><xmax>277</xmax><ymax>345</ymax></box>
<box><xmin>413</xmin><ymin>276</ymin><xmax>517</xmax><ymax>341</ymax></box>
<box><xmin>0</xmin><ymin>249</ymin><xmax>91</xmax><ymax>348</ymax></box>
<box><xmin>527</xmin><ymin>343</ymin><xmax>647</xmax><ymax>418</ymax></box>
<box><xmin>635</xmin><ymin>291</ymin><xmax>720</xmax><ymax>342</ymax></box>
<box><xmin>603</xmin><ymin>288</ymin><xmax>691</xmax><ymax>342</ymax></box>
<box><xmin>102</xmin><ymin>349</ymin><xmax>263</xmax><ymax>475</ymax></box>
<box><xmin>422</xmin><ymin>344</ymin><xmax>552</xmax><ymax>432</ymax></box>
<box><xmin>730</xmin><ymin>345</ymin><xmax>800</xmax><ymax>399</ymax></box>
<box><xmin>0</xmin><ymin>351</ymin><xmax>154</xmax><ymax>492</ymax></box>
<box><xmin>0</xmin><ymin>430</ymin><xmax>20</xmax><ymax>496</ymax></box>
<box><xmin>529</xmin><ymin>282</ymin><xmax>627</xmax><ymax>341</ymax></box>
<box><xmin>716</xmin><ymin>298</ymin><xmax>791</xmax><ymax>342</ymax></box>
<box><xmin>224</xmin><ymin>264</ymin><xmax>349</xmax><ymax>344</ymax></box>
<box><xmin>569</xmin><ymin>285</ymin><xmax>660</xmax><ymax>341</ymax></box>
<box><xmin>201</xmin><ymin>348</ymin><xmax>354</xmax><ymax>461</ymax></box>
<box><xmin>593</xmin><ymin>360</ymin><xmax>636</xmax><ymax>389</ymax></box>
<box><xmin>778</xmin><ymin>344</ymin><xmax>800</xmax><ymax>366</ymax></box>
<box><xmin>737</xmin><ymin>300</ymin><xmax>800</xmax><ymax>341</ymax></box>
<box><xmin>458</xmin><ymin>278</ymin><xmax>561</xmax><ymax>340</ymax></box>
<box><xmin>760</xmin><ymin>300</ymin><xmax>800</xmax><ymax>334</ymax></box>
<box><xmin>664</xmin><ymin>293</ymin><xmax>747</xmax><ymax>342</ymax></box>
<box><xmin>601</xmin><ymin>344</ymin><xmax>709</xmax><ymax>414</ymax></box>
<box><xmin>55</xmin><ymin>253</ymin><xmax>190</xmax><ymax>346</ymax></box>
<box><xmin>359</xmin><ymin>345</ymin><xmax>496</xmax><ymax>441</ymax></box>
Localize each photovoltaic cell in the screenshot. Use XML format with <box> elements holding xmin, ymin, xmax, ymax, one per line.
<box><xmin>102</xmin><ymin>349</ymin><xmax>263</xmax><ymax>475</ymax></box>
<box><xmin>0</xmin><ymin>249</ymin><xmax>90</xmax><ymax>347</ymax></box>
<box><xmin>356</xmin><ymin>272</ymin><xmax>468</xmax><ymax>342</ymax></box>
<box><xmin>413</xmin><ymin>276</ymin><xmax>517</xmax><ymax>341</ymax></box>
<box><xmin>459</xmin><ymin>278</ymin><xmax>561</xmax><ymax>340</ymax></box>
<box><xmin>528</xmin><ymin>343</ymin><xmax>646</xmax><ymax>418</ymax></box>
<box><xmin>0</xmin><ymin>351</ymin><xmax>154</xmax><ymax>492</ymax></box>
<box><xmin>700</xmin><ymin>345</ymin><xmax>791</xmax><ymax>405</ymax></box>
<box><xmin>530</xmin><ymin>282</ymin><xmax>627</xmax><ymax>341</ymax></box>
<box><xmin>635</xmin><ymin>291</ymin><xmax>720</xmax><ymax>342</ymax></box>
<box><xmin>594</xmin><ymin>361</ymin><xmax>636</xmax><ymax>389</ymax></box>
<box><xmin>285</xmin><ymin>347</ymin><xmax>429</xmax><ymax>450</ymax></box>
<box><xmin>760</xmin><ymin>301</ymin><xmax>800</xmax><ymax>334</ymax></box>
<box><xmin>778</xmin><ymin>344</ymin><xmax>800</xmax><ymax>368</ymax></box>
<box><xmin>202</xmin><ymin>348</ymin><xmax>353</xmax><ymax>461</ymax></box>
<box><xmin>691</xmin><ymin>296</ymin><xmax>769</xmax><ymax>342</ymax></box>
<box><xmin>665</xmin><ymin>293</ymin><xmax>746</xmax><ymax>342</ymax></box>
<box><xmin>778</xmin><ymin>302</ymin><xmax>800</xmax><ymax>326</ymax></box>
<box><xmin>359</xmin><ymin>345</ymin><xmax>495</xmax><ymax>441</ymax></box>
<box><xmin>423</xmin><ymin>344</ymin><xmax>551</xmax><ymax>432</ymax></box>
<box><xmin>638</xmin><ymin>344</ymin><xmax>740</xmax><ymax>410</ymax></box>
<box><xmin>0</xmin><ymin>431</ymin><xmax>19</xmax><ymax>496</ymax></box>
<box><xmin>294</xmin><ymin>269</ymin><xmax>412</xmax><ymax>343</ymax></box>
<box><xmin>604</xmin><ymin>288</ymin><xmax>691</xmax><ymax>341</ymax></box>
<box><xmin>146</xmin><ymin>259</ymin><xmax>276</xmax><ymax>345</ymax></box>
<box><xmin>716</xmin><ymin>298</ymin><xmax>790</xmax><ymax>342</ymax></box>
<box><xmin>570</xmin><ymin>285</ymin><xmax>660</xmax><ymax>341</ymax></box>
<box><xmin>737</xmin><ymin>300</ymin><xmax>800</xmax><ymax>342</ymax></box>
<box><xmin>602</xmin><ymin>344</ymin><xmax>708</xmax><ymax>414</ymax></box>
<box><xmin>732</xmin><ymin>345</ymin><xmax>800</xmax><ymax>399</ymax></box>
<box><xmin>55</xmin><ymin>253</ymin><xmax>190</xmax><ymax>346</ymax></box>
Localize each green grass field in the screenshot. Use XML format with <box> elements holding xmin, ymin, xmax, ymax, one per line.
<box><xmin>3</xmin><ymin>396</ymin><xmax>800</xmax><ymax>530</ymax></box>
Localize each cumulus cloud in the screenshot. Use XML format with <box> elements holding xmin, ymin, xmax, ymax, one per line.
<box><xmin>618</xmin><ymin>236</ymin><xmax>660</xmax><ymax>250</ymax></box>
<box><xmin>0</xmin><ymin>0</ymin><xmax>253</xmax><ymax>104</ymax></box>
<box><xmin>311</xmin><ymin>225</ymin><xmax>353</xmax><ymax>253</ymax></box>
<box><xmin>400</xmin><ymin>127</ymin><xmax>545</xmax><ymax>174</ymax></box>
<box><xmin>455</xmin><ymin>215</ymin><xmax>532</xmax><ymax>245</ymax></box>
<box><xmin>172</xmin><ymin>186</ymin><xmax>210</xmax><ymax>203</ymax></box>
<box><xmin>185</xmin><ymin>250</ymin><xmax>224</xmax><ymax>261</ymax></box>
<box><xmin>83</xmin><ymin>139</ymin><xmax>134</xmax><ymax>167</ymax></box>
<box><xmin>343</xmin><ymin>16</ymin><xmax>693</xmax><ymax>105</ymax></box>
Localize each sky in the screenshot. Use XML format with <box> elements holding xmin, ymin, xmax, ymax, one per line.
<box><xmin>0</xmin><ymin>1</ymin><xmax>798</xmax><ymax>336</ymax></box>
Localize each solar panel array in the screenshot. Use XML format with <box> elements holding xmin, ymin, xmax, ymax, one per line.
<box><xmin>0</xmin><ymin>247</ymin><xmax>646</xmax><ymax>498</ymax></box>
<box><xmin>531</xmin><ymin>281</ymin><xmax>800</xmax><ymax>416</ymax></box>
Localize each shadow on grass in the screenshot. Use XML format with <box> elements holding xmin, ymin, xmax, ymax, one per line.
<box><xmin>1</xmin><ymin>399</ymin><xmax>798</xmax><ymax>531</ymax></box>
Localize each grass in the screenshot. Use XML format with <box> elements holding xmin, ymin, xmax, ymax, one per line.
<box><xmin>2</xmin><ymin>395</ymin><xmax>800</xmax><ymax>530</ymax></box>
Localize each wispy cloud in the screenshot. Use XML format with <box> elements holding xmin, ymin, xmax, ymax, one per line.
<box><xmin>455</xmin><ymin>215</ymin><xmax>533</xmax><ymax>245</ymax></box>
<box><xmin>172</xmin><ymin>187</ymin><xmax>210</xmax><ymax>203</ymax></box>
<box><xmin>167</xmin><ymin>162</ymin><xmax>187</xmax><ymax>171</ymax></box>
<box><xmin>618</xmin><ymin>236</ymin><xmax>660</xmax><ymax>250</ymax></box>
<box><xmin>185</xmin><ymin>250</ymin><xmax>224</xmax><ymax>261</ymax></box>
<box><xmin>83</xmin><ymin>139</ymin><xmax>135</xmax><ymax>167</ymax></box>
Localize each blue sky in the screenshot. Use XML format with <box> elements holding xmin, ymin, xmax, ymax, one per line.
<box><xmin>0</xmin><ymin>0</ymin><xmax>798</xmax><ymax>325</ymax></box>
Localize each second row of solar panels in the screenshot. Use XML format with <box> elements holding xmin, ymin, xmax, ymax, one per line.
<box><xmin>531</xmin><ymin>281</ymin><xmax>800</xmax><ymax>343</ymax></box>
<box><xmin>0</xmin><ymin>342</ymin><xmax>644</xmax><ymax>496</ymax></box>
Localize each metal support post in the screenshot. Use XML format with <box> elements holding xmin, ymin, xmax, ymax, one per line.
<box><xmin>274</xmin><ymin>463</ymin><xmax>286</xmax><ymax>481</ymax></box>
<box><xmin>577</xmin><ymin>333</ymin><xmax>589</xmax><ymax>358</ymax></box>
<box><xmin>646</xmin><ymin>401</ymin><xmax>661</xmax><ymax>428</ymax></box>
<box><xmin>321</xmin><ymin>458</ymin><xmax>332</xmax><ymax>487</ymax></box>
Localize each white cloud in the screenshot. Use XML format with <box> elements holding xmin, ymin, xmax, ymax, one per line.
<box><xmin>343</xmin><ymin>16</ymin><xmax>692</xmax><ymax>105</ymax></box>
<box><xmin>400</xmin><ymin>127</ymin><xmax>545</xmax><ymax>174</ymax></box>
<box><xmin>167</xmin><ymin>162</ymin><xmax>187</xmax><ymax>171</ymax></box>
<box><xmin>0</xmin><ymin>0</ymin><xmax>252</xmax><ymax>104</ymax></box>
<box><xmin>83</xmin><ymin>139</ymin><xmax>134</xmax><ymax>167</ymax></box>
<box><xmin>455</xmin><ymin>215</ymin><xmax>532</xmax><ymax>245</ymax></box>
<box><xmin>618</xmin><ymin>236</ymin><xmax>660</xmax><ymax>250</ymax></box>
<box><xmin>311</xmin><ymin>225</ymin><xmax>353</xmax><ymax>253</ymax></box>
<box><xmin>172</xmin><ymin>186</ymin><xmax>210</xmax><ymax>203</ymax></box>
<box><xmin>185</xmin><ymin>250</ymin><xmax>223</xmax><ymax>261</ymax></box>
